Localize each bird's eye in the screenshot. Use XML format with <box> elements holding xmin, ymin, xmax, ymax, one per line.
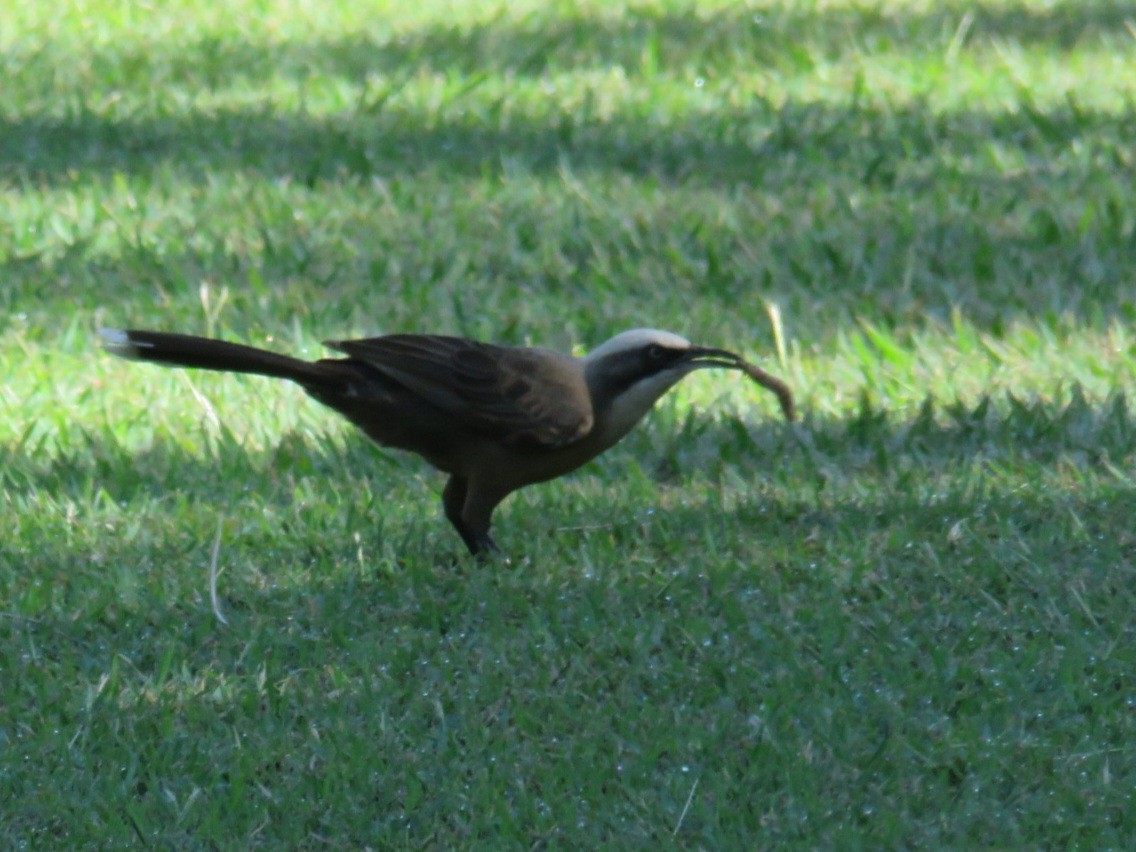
<box><xmin>646</xmin><ymin>344</ymin><xmax>666</xmax><ymax>361</ymax></box>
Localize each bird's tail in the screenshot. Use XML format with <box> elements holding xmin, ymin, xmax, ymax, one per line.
<box><xmin>99</xmin><ymin>328</ymin><xmax>334</xmax><ymax>386</ymax></box>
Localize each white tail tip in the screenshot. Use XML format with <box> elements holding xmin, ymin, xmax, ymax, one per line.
<box><xmin>99</xmin><ymin>327</ymin><xmax>151</xmax><ymax>359</ymax></box>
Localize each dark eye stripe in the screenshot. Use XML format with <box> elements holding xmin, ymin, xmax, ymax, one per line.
<box><xmin>639</xmin><ymin>345</ymin><xmax>685</xmax><ymax>376</ymax></box>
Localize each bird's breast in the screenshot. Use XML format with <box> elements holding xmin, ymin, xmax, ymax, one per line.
<box><xmin>596</xmin><ymin>372</ymin><xmax>684</xmax><ymax>446</ymax></box>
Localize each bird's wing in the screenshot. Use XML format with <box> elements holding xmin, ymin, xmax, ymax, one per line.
<box><xmin>324</xmin><ymin>335</ymin><xmax>594</xmax><ymax>448</ymax></box>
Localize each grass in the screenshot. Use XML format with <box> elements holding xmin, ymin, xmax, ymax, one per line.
<box><xmin>2</xmin><ymin>0</ymin><xmax>1135</xmax><ymax>845</ymax></box>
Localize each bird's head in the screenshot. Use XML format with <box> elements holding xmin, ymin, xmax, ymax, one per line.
<box><xmin>583</xmin><ymin>328</ymin><xmax>751</xmax><ymax>440</ymax></box>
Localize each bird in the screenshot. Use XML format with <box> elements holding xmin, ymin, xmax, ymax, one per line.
<box><xmin>99</xmin><ymin>327</ymin><xmax>793</xmax><ymax>556</ymax></box>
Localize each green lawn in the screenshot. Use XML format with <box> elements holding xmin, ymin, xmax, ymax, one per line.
<box><xmin>3</xmin><ymin>0</ymin><xmax>1135</xmax><ymax>845</ymax></box>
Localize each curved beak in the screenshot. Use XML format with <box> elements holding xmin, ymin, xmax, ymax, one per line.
<box><xmin>682</xmin><ymin>346</ymin><xmax>748</xmax><ymax>371</ymax></box>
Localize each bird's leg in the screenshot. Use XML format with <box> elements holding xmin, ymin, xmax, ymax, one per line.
<box><xmin>470</xmin><ymin>533</ymin><xmax>500</xmax><ymax>557</ymax></box>
<box><xmin>442</xmin><ymin>475</ymin><xmax>499</xmax><ymax>557</ymax></box>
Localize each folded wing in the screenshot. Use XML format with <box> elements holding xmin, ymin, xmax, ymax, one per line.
<box><xmin>324</xmin><ymin>335</ymin><xmax>594</xmax><ymax>449</ymax></box>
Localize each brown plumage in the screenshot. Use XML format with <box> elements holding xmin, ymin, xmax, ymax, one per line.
<box><xmin>100</xmin><ymin>327</ymin><xmax>794</xmax><ymax>555</ymax></box>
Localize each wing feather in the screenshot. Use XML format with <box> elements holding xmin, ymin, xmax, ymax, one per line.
<box><xmin>325</xmin><ymin>335</ymin><xmax>593</xmax><ymax>448</ymax></box>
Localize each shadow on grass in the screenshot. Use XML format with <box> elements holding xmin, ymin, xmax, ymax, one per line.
<box><xmin>288</xmin><ymin>0</ymin><xmax>1136</xmax><ymax>74</ymax></box>
<box><xmin>7</xmin><ymin>0</ymin><xmax>1132</xmax><ymax>89</ymax></box>
<box><xmin>3</xmin><ymin>1</ymin><xmax>1134</xmax><ymax>337</ymax></box>
<box><xmin>5</xmin><ymin>436</ymin><xmax>1132</xmax><ymax>642</ymax></box>
<box><xmin>3</xmin><ymin>95</ymin><xmax>1133</xmax><ymax>335</ymax></box>
<box><xmin>3</xmin><ymin>0</ymin><xmax>1134</xmax><ymax>185</ymax></box>
<box><xmin>5</xmin><ymin>390</ymin><xmax>1132</xmax><ymax>555</ymax></box>
<box><xmin>5</xmin><ymin>97</ymin><xmax>1134</xmax><ymax>189</ymax></box>
<box><xmin>4</xmin><ymin>392</ymin><xmax>1132</xmax><ymax>847</ymax></box>
<box><xmin>3</xmin><ymin>447</ymin><xmax>1132</xmax><ymax>844</ymax></box>
<box><xmin>4</xmin><ymin>387</ymin><xmax>1132</xmax><ymax>777</ymax></box>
